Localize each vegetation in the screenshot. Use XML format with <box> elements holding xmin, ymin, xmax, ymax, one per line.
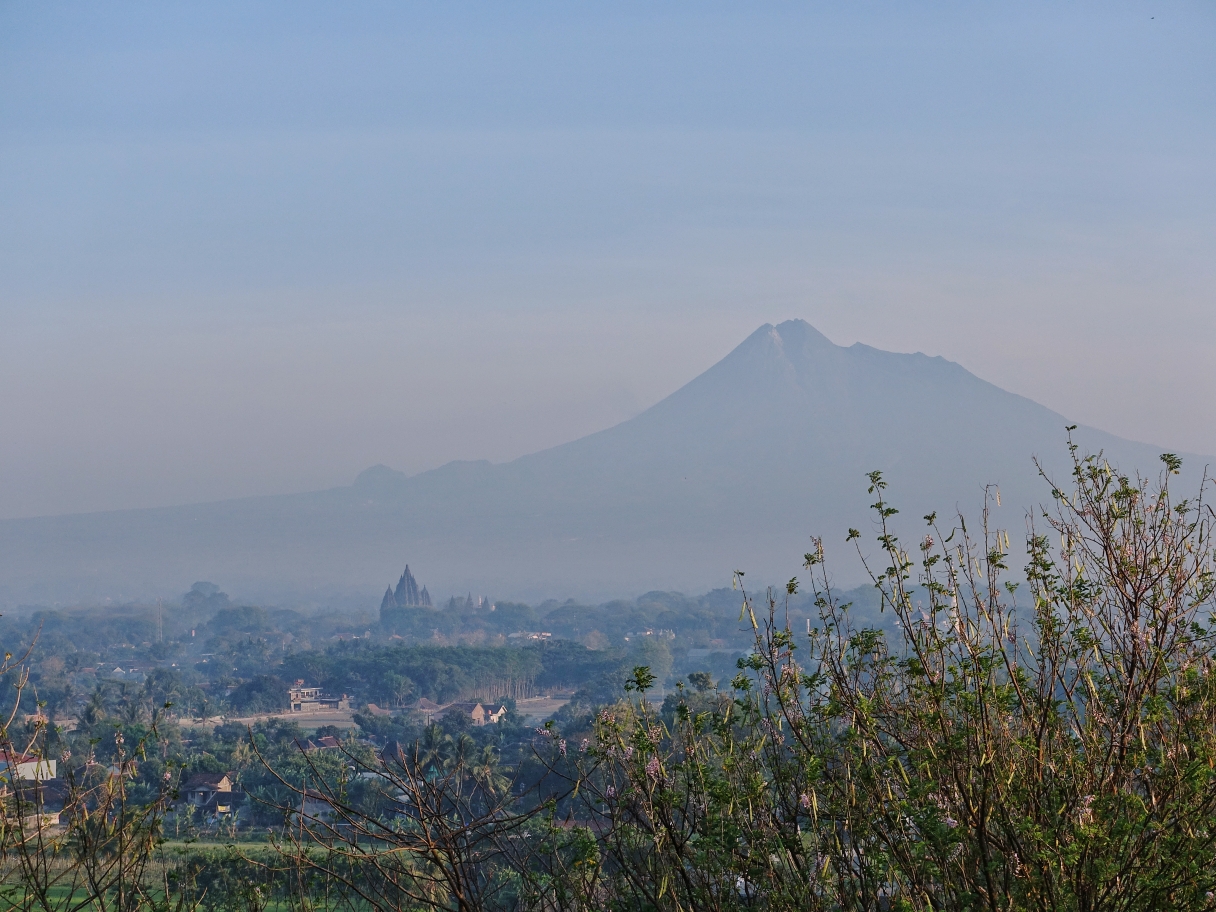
<box><xmin>1</xmin><ymin>581</ymin><xmax>788</xmax><ymax>723</ymax></box>
<box><xmin>4</xmin><ymin>440</ymin><xmax>1215</xmax><ymax>909</ymax></box>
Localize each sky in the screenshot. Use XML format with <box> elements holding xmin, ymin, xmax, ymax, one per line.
<box><xmin>2</xmin><ymin>1</ymin><xmax>1214</xmax><ymax>520</ymax></box>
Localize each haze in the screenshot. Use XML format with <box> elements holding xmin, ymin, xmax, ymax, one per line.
<box><xmin>3</xmin><ymin>2</ymin><xmax>1214</xmax><ymax>520</ymax></box>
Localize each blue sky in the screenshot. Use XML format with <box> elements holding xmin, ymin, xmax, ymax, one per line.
<box><xmin>2</xmin><ymin>2</ymin><xmax>1214</xmax><ymax>517</ymax></box>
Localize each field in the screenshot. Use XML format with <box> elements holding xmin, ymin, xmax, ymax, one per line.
<box><xmin>180</xmin><ymin>695</ymin><xmax>577</xmax><ymax>734</ymax></box>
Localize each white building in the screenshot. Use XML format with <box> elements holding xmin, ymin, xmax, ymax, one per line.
<box><xmin>0</xmin><ymin>751</ymin><xmax>57</xmax><ymax>783</ymax></box>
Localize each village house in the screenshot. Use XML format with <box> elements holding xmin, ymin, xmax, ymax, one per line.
<box><xmin>290</xmin><ymin>788</ymin><xmax>337</xmax><ymax>824</ymax></box>
<box><xmin>288</xmin><ymin>680</ymin><xmax>351</xmax><ymax>713</ymax></box>
<box><xmin>0</xmin><ymin>777</ymin><xmax>66</xmax><ymax>829</ymax></box>
<box><xmin>180</xmin><ymin>771</ymin><xmax>239</xmax><ymax>816</ymax></box>
<box><xmin>0</xmin><ymin>751</ymin><xmax>57</xmax><ymax>783</ymax></box>
<box><xmin>411</xmin><ymin>697</ymin><xmax>445</xmax><ymax>722</ymax></box>
<box><xmin>298</xmin><ymin>735</ymin><xmax>343</xmax><ymax>752</ymax></box>
<box><xmin>410</xmin><ymin>699</ymin><xmax>508</xmax><ymax>726</ymax></box>
<box><xmin>445</xmin><ymin>701</ymin><xmax>508</xmax><ymax>725</ymax></box>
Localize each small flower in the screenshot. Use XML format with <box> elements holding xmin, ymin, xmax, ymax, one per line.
<box><xmin>558</xmin><ymin>740</ymin><xmax>567</xmax><ymax>757</ymax></box>
<box><xmin>647</xmin><ymin>726</ymin><xmax>662</xmax><ymax>744</ymax></box>
<box><xmin>944</xmin><ymin>816</ymin><xmax>958</xmax><ymax>829</ymax></box>
<box><xmin>623</xmin><ymin>746</ymin><xmax>634</xmax><ymax>760</ymax></box>
<box><xmin>579</xmin><ymin>739</ymin><xmax>590</xmax><ymax>753</ymax></box>
<box><xmin>164</xmin><ymin>771</ymin><xmax>172</xmax><ymax>782</ymax></box>
<box><xmin>799</xmin><ymin>793</ymin><xmax>812</xmax><ymax>810</ymax></box>
<box><xmin>1077</xmin><ymin>794</ymin><xmax>1095</xmax><ymax>826</ymax></box>
<box><xmin>645</xmin><ymin>756</ymin><xmax>661</xmax><ymax>780</ymax></box>
<box><xmin>60</xmin><ymin>749</ymin><xmax>71</xmax><ymax>763</ymax></box>
<box><xmin>605</xmin><ymin>785</ymin><xmax>616</xmax><ymax>799</ymax></box>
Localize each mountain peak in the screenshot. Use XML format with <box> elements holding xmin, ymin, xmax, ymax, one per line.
<box><xmin>727</xmin><ymin>319</ymin><xmax>838</xmax><ymax>366</ymax></box>
<box><xmin>771</xmin><ymin>319</ymin><xmax>836</xmax><ymax>349</ymax></box>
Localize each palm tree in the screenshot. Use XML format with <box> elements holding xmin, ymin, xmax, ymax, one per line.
<box><xmin>80</xmin><ymin>687</ymin><xmax>106</xmax><ymax>726</ymax></box>
<box><xmin>469</xmin><ymin>744</ymin><xmax>510</xmax><ymax>801</ymax></box>
<box><xmin>119</xmin><ymin>683</ymin><xmax>146</xmax><ymax>725</ymax></box>
<box><xmin>416</xmin><ymin>724</ymin><xmax>449</xmax><ymax>776</ymax></box>
<box><xmin>444</xmin><ymin>734</ymin><xmax>477</xmax><ymax>776</ymax></box>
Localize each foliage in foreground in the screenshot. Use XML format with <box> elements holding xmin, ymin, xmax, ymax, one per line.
<box><xmin>561</xmin><ymin>440</ymin><xmax>1216</xmax><ymax>910</ymax></box>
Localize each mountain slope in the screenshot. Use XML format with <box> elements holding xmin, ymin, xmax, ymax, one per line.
<box><xmin>0</xmin><ymin>321</ymin><xmax>1197</xmax><ymax>606</ymax></box>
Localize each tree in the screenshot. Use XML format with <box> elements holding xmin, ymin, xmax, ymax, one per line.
<box><xmin>228</xmin><ymin>674</ymin><xmax>288</xmax><ymax>714</ymax></box>
<box><xmin>255</xmin><ymin>725</ymin><xmax>548</xmax><ymax>912</ymax></box>
<box><xmin>182</xmin><ymin>581</ymin><xmax>231</xmax><ymax>614</ymax></box>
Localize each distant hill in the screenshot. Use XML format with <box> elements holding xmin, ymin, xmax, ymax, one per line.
<box><xmin>0</xmin><ymin>320</ymin><xmax>1202</xmax><ymax>607</ymax></box>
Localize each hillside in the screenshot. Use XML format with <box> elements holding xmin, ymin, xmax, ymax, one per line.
<box><xmin>0</xmin><ymin>320</ymin><xmax>1198</xmax><ymax>606</ymax></box>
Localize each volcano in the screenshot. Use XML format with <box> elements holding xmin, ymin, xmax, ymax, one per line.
<box><xmin>0</xmin><ymin>320</ymin><xmax>1198</xmax><ymax>606</ymax></box>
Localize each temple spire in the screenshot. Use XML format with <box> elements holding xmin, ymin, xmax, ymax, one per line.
<box><xmin>393</xmin><ymin>564</ymin><xmax>423</xmax><ymax>607</ymax></box>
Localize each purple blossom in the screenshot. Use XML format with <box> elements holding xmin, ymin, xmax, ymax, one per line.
<box><xmin>559</xmin><ymin>740</ymin><xmax>567</xmax><ymax>757</ymax></box>
<box><xmin>623</xmin><ymin>746</ymin><xmax>634</xmax><ymax>760</ymax></box>
<box><xmin>579</xmin><ymin>739</ymin><xmax>590</xmax><ymax>753</ymax></box>
<box><xmin>605</xmin><ymin>785</ymin><xmax>616</xmax><ymax>799</ymax></box>
<box><xmin>944</xmin><ymin>816</ymin><xmax>958</xmax><ymax>829</ymax></box>
<box><xmin>799</xmin><ymin>793</ymin><xmax>812</xmax><ymax>810</ymax></box>
<box><xmin>645</xmin><ymin>756</ymin><xmax>661</xmax><ymax>780</ymax></box>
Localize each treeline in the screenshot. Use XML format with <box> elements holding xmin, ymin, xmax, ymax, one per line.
<box><xmin>275</xmin><ymin>639</ymin><xmax>630</xmax><ymax>707</ymax></box>
<box><xmin>377</xmin><ymin>587</ymin><xmax>839</xmax><ymax>645</ymax></box>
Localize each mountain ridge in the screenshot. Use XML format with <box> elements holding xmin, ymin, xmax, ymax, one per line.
<box><xmin>0</xmin><ymin>320</ymin><xmax>1203</xmax><ymax>607</ymax></box>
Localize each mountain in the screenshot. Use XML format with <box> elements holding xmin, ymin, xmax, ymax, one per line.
<box><xmin>0</xmin><ymin>320</ymin><xmax>1201</xmax><ymax>607</ymax></box>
